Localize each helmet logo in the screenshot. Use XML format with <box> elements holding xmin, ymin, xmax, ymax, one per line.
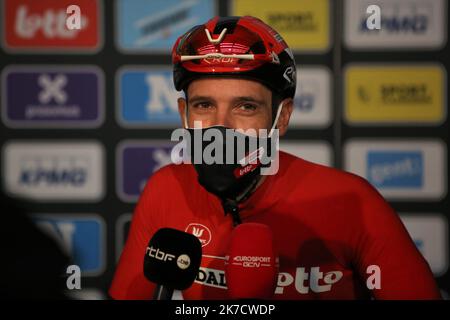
<box><xmin>270</xmin><ymin>51</ymin><xmax>280</xmax><ymax>64</ymax></box>
<box><xmin>204</xmin><ymin>28</ymin><xmax>227</xmax><ymax>45</ymax></box>
<box><xmin>283</xmin><ymin>66</ymin><xmax>295</xmax><ymax>84</ymax></box>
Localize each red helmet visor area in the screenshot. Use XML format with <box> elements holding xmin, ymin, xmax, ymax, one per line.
<box><xmin>172</xmin><ymin>16</ymin><xmax>296</xmax><ymax>99</ymax></box>
<box><xmin>173</xmin><ymin>24</ymin><xmax>274</xmax><ymax>73</ymax></box>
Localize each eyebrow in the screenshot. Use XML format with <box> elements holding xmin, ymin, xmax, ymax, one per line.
<box><xmin>188</xmin><ymin>95</ymin><xmax>267</xmax><ymax>106</ymax></box>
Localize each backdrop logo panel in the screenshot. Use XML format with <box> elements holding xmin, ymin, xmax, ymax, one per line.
<box><xmin>367</xmin><ymin>151</ymin><xmax>423</xmax><ymax>188</ymax></box>
<box><xmin>2</xmin><ymin>0</ymin><xmax>102</xmax><ymax>52</ymax></box>
<box><xmin>2</xmin><ymin>141</ymin><xmax>105</xmax><ymax>201</ymax></box>
<box><xmin>116</xmin><ymin>140</ymin><xmax>175</xmax><ymax>202</ymax></box>
<box><xmin>231</xmin><ymin>0</ymin><xmax>331</xmax><ymax>52</ymax></box>
<box><xmin>344</xmin><ymin>140</ymin><xmax>447</xmax><ymax>200</ymax></box>
<box><xmin>33</xmin><ymin>214</ymin><xmax>106</xmax><ymax>276</ymax></box>
<box><xmin>291</xmin><ymin>66</ymin><xmax>332</xmax><ymax>128</ymax></box>
<box><xmin>2</xmin><ymin>65</ymin><xmax>104</xmax><ymax>128</ymax></box>
<box><xmin>400</xmin><ymin>214</ymin><xmax>448</xmax><ymax>276</ymax></box>
<box><xmin>279</xmin><ymin>141</ymin><xmax>333</xmax><ymax>167</ymax></box>
<box><xmin>345</xmin><ymin>64</ymin><xmax>446</xmax><ymax>125</ymax></box>
<box><xmin>344</xmin><ymin>0</ymin><xmax>447</xmax><ymax>49</ymax></box>
<box><xmin>117</xmin><ymin>67</ymin><xmax>182</xmax><ymax>128</ymax></box>
<box><xmin>116</xmin><ymin>0</ymin><xmax>216</xmax><ymax>52</ymax></box>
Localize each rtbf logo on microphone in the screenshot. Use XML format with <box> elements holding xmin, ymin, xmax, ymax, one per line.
<box><xmin>143</xmin><ymin>228</ymin><xmax>202</xmax><ymax>291</ymax></box>
<box><xmin>146</xmin><ymin>246</ymin><xmax>191</xmax><ymax>270</ymax></box>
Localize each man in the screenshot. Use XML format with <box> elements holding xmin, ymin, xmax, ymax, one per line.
<box><xmin>110</xmin><ymin>16</ymin><xmax>440</xmax><ymax>300</ymax></box>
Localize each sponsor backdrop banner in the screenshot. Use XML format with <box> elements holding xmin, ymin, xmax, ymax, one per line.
<box><xmin>0</xmin><ymin>0</ymin><xmax>448</xmax><ymax>299</ymax></box>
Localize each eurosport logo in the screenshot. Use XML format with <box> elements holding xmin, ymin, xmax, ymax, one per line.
<box><xmin>344</xmin><ymin>0</ymin><xmax>447</xmax><ymax>49</ymax></box>
<box><xmin>400</xmin><ymin>214</ymin><xmax>448</xmax><ymax>276</ymax></box>
<box><xmin>279</xmin><ymin>141</ymin><xmax>333</xmax><ymax>167</ymax></box>
<box><xmin>115</xmin><ymin>213</ymin><xmax>132</xmax><ymax>261</ymax></box>
<box><xmin>2</xmin><ymin>141</ymin><xmax>105</xmax><ymax>201</ymax></box>
<box><xmin>1</xmin><ymin>66</ymin><xmax>104</xmax><ymax>128</ymax></box>
<box><xmin>290</xmin><ymin>66</ymin><xmax>331</xmax><ymax>128</ymax></box>
<box><xmin>116</xmin><ymin>0</ymin><xmax>215</xmax><ymax>52</ymax></box>
<box><xmin>117</xmin><ymin>67</ymin><xmax>182</xmax><ymax>127</ymax></box>
<box><xmin>344</xmin><ymin>64</ymin><xmax>446</xmax><ymax>125</ymax></box>
<box><xmin>33</xmin><ymin>214</ymin><xmax>106</xmax><ymax>276</ymax></box>
<box><xmin>117</xmin><ymin>141</ymin><xmax>175</xmax><ymax>202</ymax></box>
<box><xmin>231</xmin><ymin>0</ymin><xmax>331</xmax><ymax>52</ymax></box>
<box><xmin>344</xmin><ymin>140</ymin><xmax>446</xmax><ymax>200</ymax></box>
<box><xmin>2</xmin><ymin>0</ymin><xmax>102</xmax><ymax>52</ymax></box>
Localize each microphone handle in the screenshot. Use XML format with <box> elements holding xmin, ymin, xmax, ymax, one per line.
<box><xmin>153</xmin><ymin>285</ymin><xmax>174</xmax><ymax>300</ymax></box>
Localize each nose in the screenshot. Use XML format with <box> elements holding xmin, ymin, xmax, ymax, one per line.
<box><xmin>213</xmin><ymin>105</ymin><xmax>233</xmax><ymax>128</ymax></box>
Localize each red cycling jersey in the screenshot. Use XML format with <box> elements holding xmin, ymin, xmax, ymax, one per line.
<box><xmin>109</xmin><ymin>151</ymin><xmax>441</xmax><ymax>300</ymax></box>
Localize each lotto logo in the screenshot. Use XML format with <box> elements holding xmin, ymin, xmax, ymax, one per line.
<box><xmin>2</xmin><ymin>0</ymin><xmax>102</xmax><ymax>52</ymax></box>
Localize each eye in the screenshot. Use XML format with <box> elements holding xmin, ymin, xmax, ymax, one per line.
<box><xmin>237</xmin><ymin>103</ymin><xmax>258</xmax><ymax>112</ymax></box>
<box><xmin>192</xmin><ymin>102</ymin><xmax>213</xmax><ymax>110</ymax></box>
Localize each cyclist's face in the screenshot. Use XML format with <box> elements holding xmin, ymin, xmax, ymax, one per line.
<box><xmin>178</xmin><ymin>78</ymin><xmax>292</xmax><ymax>135</ymax></box>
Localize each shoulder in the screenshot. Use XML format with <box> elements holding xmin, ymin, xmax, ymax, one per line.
<box><xmin>278</xmin><ymin>151</ymin><xmax>390</xmax><ymax>210</ymax></box>
<box><xmin>279</xmin><ymin>151</ymin><xmax>374</xmax><ymax>192</ymax></box>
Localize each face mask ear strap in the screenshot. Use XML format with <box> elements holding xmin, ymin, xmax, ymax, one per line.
<box><xmin>269</xmin><ymin>101</ymin><xmax>284</xmax><ymax>138</ymax></box>
<box><xmin>184</xmin><ymin>98</ymin><xmax>189</xmax><ymax>129</ymax></box>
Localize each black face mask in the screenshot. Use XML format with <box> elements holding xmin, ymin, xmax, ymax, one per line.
<box><xmin>186</xmin><ymin>126</ymin><xmax>276</xmax><ymax>202</ymax></box>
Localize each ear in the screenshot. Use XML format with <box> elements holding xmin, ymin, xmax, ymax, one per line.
<box><xmin>178</xmin><ymin>97</ymin><xmax>187</xmax><ymax>128</ymax></box>
<box><xmin>276</xmin><ymin>98</ymin><xmax>293</xmax><ymax>136</ymax></box>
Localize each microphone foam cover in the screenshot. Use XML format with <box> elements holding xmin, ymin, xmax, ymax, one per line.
<box><xmin>143</xmin><ymin>228</ymin><xmax>202</xmax><ymax>290</ymax></box>
<box><xmin>225</xmin><ymin>223</ymin><xmax>278</xmax><ymax>299</ymax></box>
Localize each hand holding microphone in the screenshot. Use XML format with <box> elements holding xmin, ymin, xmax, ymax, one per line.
<box><xmin>225</xmin><ymin>223</ymin><xmax>279</xmax><ymax>299</ymax></box>
<box><xmin>143</xmin><ymin>228</ymin><xmax>202</xmax><ymax>300</ymax></box>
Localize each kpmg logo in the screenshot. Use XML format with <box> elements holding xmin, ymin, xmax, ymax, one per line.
<box><xmin>117</xmin><ymin>67</ymin><xmax>181</xmax><ymax>127</ymax></box>
<box><xmin>2</xmin><ymin>66</ymin><xmax>104</xmax><ymax>128</ymax></box>
<box><xmin>367</xmin><ymin>151</ymin><xmax>424</xmax><ymax>188</ymax></box>
<box><xmin>344</xmin><ymin>0</ymin><xmax>446</xmax><ymax>49</ymax></box>
<box><xmin>2</xmin><ymin>0</ymin><xmax>102</xmax><ymax>52</ymax></box>
<box><xmin>117</xmin><ymin>141</ymin><xmax>175</xmax><ymax>202</ymax></box>
<box><xmin>359</xmin><ymin>6</ymin><xmax>429</xmax><ymax>34</ymax></box>
<box><xmin>33</xmin><ymin>214</ymin><xmax>106</xmax><ymax>276</ymax></box>
<box><xmin>2</xmin><ymin>142</ymin><xmax>104</xmax><ymax>201</ymax></box>
<box><xmin>116</xmin><ymin>0</ymin><xmax>215</xmax><ymax>52</ymax></box>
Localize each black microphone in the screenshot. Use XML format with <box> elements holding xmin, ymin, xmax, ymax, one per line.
<box><xmin>143</xmin><ymin>228</ymin><xmax>202</xmax><ymax>300</ymax></box>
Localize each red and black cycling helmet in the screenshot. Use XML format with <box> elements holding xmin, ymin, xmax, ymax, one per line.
<box><xmin>172</xmin><ymin>16</ymin><xmax>296</xmax><ymax>99</ymax></box>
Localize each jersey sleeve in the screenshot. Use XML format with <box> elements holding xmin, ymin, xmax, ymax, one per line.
<box><xmin>350</xmin><ymin>175</ymin><xmax>441</xmax><ymax>300</ymax></box>
<box><xmin>109</xmin><ymin>170</ymin><xmax>167</xmax><ymax>300</ymax></box>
